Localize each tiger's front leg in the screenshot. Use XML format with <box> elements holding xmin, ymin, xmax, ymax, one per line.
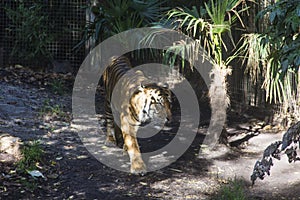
<box><xmin>121</xmin><ymin>117</ymin><xmax>146</xmax><ymax>174</ymax></box>
<box><xmin>123</xmin><ymin>133</ymin><xmax>146</xmax><ymax>174</ymax></box>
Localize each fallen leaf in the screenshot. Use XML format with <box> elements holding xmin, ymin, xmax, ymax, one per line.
<box><xmin>55</xmin><ymin>157</ymin><xmax>63</xmax><ymax>161</ymax></box>
<box><xmin>169</xmin><ymin>168</ymin><xmax>182</xmax><ymax>173</ymax></box>
<box><xmin>27</xmin><ymin>170</ymin><xmax>45</xmax><ymax>179</ymax></box>
<box><xmin>140</xmin><ymin>181</ymin><xmax>147</xmax><ymax>186</ymax></box>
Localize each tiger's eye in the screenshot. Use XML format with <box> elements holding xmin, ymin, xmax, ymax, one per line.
<box><xmin>151</xmin><ymin>96</ymin><xmax>156</xmax><ymax>103</ymax></box>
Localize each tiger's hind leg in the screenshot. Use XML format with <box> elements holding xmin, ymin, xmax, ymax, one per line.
<box><xmin>105</xmin><ymin>119</ymin><xmax>117</xmax><ymax>146</ymax></box>
<box><xmin>105</xmin><ymin>98</ymin><xmax>117</xmax><ymax>146</ymax></box>
<box><xmin>114</xmin><ymin>122</ymin><xmax>124</xmax><ymax>148</ymax></box>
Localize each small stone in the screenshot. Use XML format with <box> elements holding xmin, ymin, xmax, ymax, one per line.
<box><xmin>0</xmin><ymin>134</ymin><xmax>22</xmax><ymax>163</ymax></box>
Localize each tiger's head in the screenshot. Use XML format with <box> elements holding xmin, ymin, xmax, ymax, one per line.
<box><xmin>130</xmin><ymin>83</ymin><xmax>172</xmax><ymax>127</ymax></box>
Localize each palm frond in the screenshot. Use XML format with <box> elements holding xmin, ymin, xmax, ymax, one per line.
<box><xmin>235</xmin><ymin>34</ymin><xmax>269</xmax><ymax>83</ymax></box>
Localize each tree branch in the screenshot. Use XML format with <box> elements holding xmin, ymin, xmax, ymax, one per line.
<box><xmin>251</xmin><ymin>121</ymin><xmax>300</xmax><ymax>185</ymax></box>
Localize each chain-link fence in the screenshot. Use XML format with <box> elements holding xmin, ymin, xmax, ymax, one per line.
<box><xmin>0</xmin><ymin>0</ymin><xmax>86</xmax><ymax>70</ymax></box>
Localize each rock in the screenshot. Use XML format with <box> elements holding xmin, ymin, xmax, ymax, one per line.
<box><xmin>0</xmin><ymin>134</ymin><xmax>22</xmax><ymax>163</ymax></box>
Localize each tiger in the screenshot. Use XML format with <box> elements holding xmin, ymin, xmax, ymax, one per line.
<box><xmin>102</xmin><ymin>55</ymin><xmax>172</xmax><ymax>174</ymax></box>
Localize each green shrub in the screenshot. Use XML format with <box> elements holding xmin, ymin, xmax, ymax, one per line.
<box><xmin>212</xmin><ymin>179</ymin><xmax>247</xmax><ymax>200</ymax></box>
<box><xmin>50</xmin><ymin>79</ymin><xmax>65</xmax><ymax>95</ymax></box>
<box><xmin>5</xmin><ymin>1</ymin><xmax>53</xmax><ymax>66</ymax></box>
<box><xmin>17</xmin><ymin>140</ymin><xmax>43</xmax><ymax>172</ymax></box>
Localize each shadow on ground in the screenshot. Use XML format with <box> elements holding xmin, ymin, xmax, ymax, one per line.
<box><xmin>1</xmin><ymin>69</ymin><xmax>300</xmax><ymax>199</ymax></box>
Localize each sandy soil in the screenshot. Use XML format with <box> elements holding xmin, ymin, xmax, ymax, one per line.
<box><xmin>1</xmin><ymin>67</ymin><xmax>300</xmax><ymax>199</ymax></box>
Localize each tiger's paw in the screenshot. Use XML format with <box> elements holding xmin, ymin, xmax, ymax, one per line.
<box><xmin>122</xmin><ymin>144</ymin><xmax>128</xmax><ymax>155</ymax></box>
<box><xmin>130</xmin><ymin>158</ymin><xmax>147</xmax><ymax>175</ymax></box>
<box><xmin>105</xmin><ymin>137</ymin><xmax>116</xmax><ymax>147</ymax></box>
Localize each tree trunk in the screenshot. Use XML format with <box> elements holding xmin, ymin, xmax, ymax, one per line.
<box><xmin>204</xmin><ymin>64</ymin><xmax>231</xmax><ymax>147</ymax></box>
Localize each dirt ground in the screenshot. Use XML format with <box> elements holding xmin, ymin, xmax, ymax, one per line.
<box><xmin>1</xmin><ymin>66</ymin><xmax>300</xmax><ymax>200</ymax></box>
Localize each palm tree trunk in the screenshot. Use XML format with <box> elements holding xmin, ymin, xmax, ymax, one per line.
<box><xmin>206</xmin><ymin>64</ymin><xmax>231</xmax><ymax>146</ymax></box>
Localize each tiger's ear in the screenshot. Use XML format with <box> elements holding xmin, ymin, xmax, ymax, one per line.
<box><xmin>160</xmin><ymin>83</ymin><xmax>171</xmax><ymax>102</ymax></box>
<box><xmin>166</xmin><ymin>91</ymin><xmax>172</xmax><ymax>103</ymax></box>
<box><xmin>137</xmin><ymin>83</ymin><xmax>146</xmax><ymax>92</ymax></box>
<box><xmin>140</xmin><ymin>83</ymin><xmax>146</xmax><ymax>89</ymax></box>
<box><xmin>162</xmin><ymin>83</ymin><xmax>169</xmax><ymax>89</ymax></box>
<box><xmin>157</xmin><ymin>82</ymin><xmax>169</xmax><ymax>89</ymax></box>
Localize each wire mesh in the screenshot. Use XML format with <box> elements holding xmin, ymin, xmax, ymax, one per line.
<box><xmin>0</xmin><ymin>0</ymin><xmax>87</xmax><ymax>70</ymax></box>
